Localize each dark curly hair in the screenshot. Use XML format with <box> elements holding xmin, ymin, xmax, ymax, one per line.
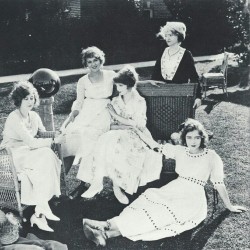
<box><xmin>180</xmin><ymin>119</ymin><xmax>208</xmax><ymax>149</ymax></box>
<box><xmin>10</xmin><ymin>81</ymin><xmax>40</xmax><ymax>107</ymax></box>
<box><xmin>113</xmin><ymin>65</ymin><xmax>139</xmax><ymax>88</ymax></box>
<box><xmin>81</xmin><ymin>46</ymin><xmax>105</xmax><ymax>68</ymax></box>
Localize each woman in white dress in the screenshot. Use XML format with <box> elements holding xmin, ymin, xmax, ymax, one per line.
<box><xmin>0</xmin><ymin>81</ymin><xmax>63</xmax><ymax>232</ymax></box>
<box><xmin>81</xmin><ymin>119</ymin><xmax>246</xmax><ymax>246</ymax></box>
<box><xmin>60</xmin><ymin>46</ymin><xmax>116</xmax><ymax>180</ymax></box>
<box><xmin>81</xmin><ymin>65</ymin><xmax>162</xmax><ymax>204</ymax></box>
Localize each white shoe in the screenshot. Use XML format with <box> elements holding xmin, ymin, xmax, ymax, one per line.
<box><xmin>35</xmin><ymin>206</ymin><xmax>60</xmax><ymax>221</ymax></box>
<box><xmin>43</xmin><ymin>212</ymin><xmax>60</xmax><ymax>221</ymax></box>
<box><xmin>30</xmin><ymin>214</ymin><xmax>54</xmax><ymax>232</ymax></box>
<box><xmin>113</xmin><ymin>186</ymin><xmax>129</xmax><ymax>204</ymax></box>
<box><xmin>81</xmin><ymin>183</ymin><xmax>103</xmax><ymax>198</ymax></box>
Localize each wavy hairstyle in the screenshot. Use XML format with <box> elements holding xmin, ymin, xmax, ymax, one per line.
<box><xmin>81</xmin><ymin>46</ymin><xmax>105</xmax><ymax>67</ymax></box>
<box><xmin>113</xmin><ymin>65</ymin><xmax>139</xmax><ymax>88</ymax></box>
<box><xmin>10</xmin><ymin>81</ymin><xmax>40</xmax><ymax>107</ymax></box>
<box><xmin>180</xmin><ymin>118</ymin><xmax>209</xmax><ymax>148</ymax></box>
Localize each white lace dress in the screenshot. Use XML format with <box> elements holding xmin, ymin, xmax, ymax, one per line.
<box><xmin>61</xmin><ymin>70</ymin><xmax>116</xmax><ymax>176</ymax></box>
<box><xmin>1</xmin><ymin>110</ymin><xmax>61</xmax><ymax>205</ymax></box>
<box><xmin>81</xmin><ymin>88</ymin><xmax>162</xmax><ymax>192</ymax></box>
<box><xmin>112</xmin><ymin>144</ymin><xmax>224</xmax><ymax>241</ymax></box>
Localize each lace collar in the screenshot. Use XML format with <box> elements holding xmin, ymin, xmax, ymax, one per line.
<box><xmin>161</xmin><ymin>47</ymin><xmax>185</xmax><ymax>81</ymax></box>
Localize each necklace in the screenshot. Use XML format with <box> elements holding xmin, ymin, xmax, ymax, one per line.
<box><xmin>168</xmin><ymin>47</ymin><xmax>181</xmax><ymax>58</ymax></box>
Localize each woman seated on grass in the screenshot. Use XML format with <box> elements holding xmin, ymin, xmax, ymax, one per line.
<box><xmin>80</xmin><ymin>65</ymin><xmax>162</xmax><ymax>204</ymax></box>
<box><xmin>0</xmin><ymin>81</ymin><xmax>63</xmax><ymax>232</ymax></box>
<box><xmin>82</xmin><ymin>118</ymin><xmax>246</xmax><ymax>246</ymax></box>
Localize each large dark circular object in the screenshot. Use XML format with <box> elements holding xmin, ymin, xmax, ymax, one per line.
<box><xmin>29</xmin><ymin>68</ymin><xmax>61</xmax><ymax>98</ymax></box>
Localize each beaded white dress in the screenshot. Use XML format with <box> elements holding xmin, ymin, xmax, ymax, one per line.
<box><xmin>80</xmin><ymin>88</ymin><xmax>162</xmax><ymax>192</ymax></box>
<box><xmin>1</xmin><ymin>110</ymin><xmax>61</xmax><ymax>205</ymax></box>
<box><xmin>112</xmin><ymin>144</ymin><xmax>224</xmax><ymax>241</ymax></box>
<box><xmin>61</xmin><ymin>70</ymin><xmax>116</xmax><ymax>168</ymax></box>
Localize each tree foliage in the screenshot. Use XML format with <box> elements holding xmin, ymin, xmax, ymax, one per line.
<box><xmin>0</xmin><ymin>0</ymin><xmax>249</xmax><ymax>76</ymax></box>
<box><xmin>163</xmin><ymin>0</ymin><xmax>249</xmax><ymax>62</ymax></box>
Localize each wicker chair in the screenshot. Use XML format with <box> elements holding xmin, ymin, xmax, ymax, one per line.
<box><xmin>137</xmin><ymin>83</ymin><xmax>197</xmax><ymax>141</ymax></box>
<box><xmin>0</xmin><ymin>148</ymin><xmax>26</xmax><ymax>218</ymax></box>
<box><xmin>137</xmin><ymin>83</ymin><xmax>197</xmax><ymax>174</ymax></box>
<box><xmin>202</xmin><ymin>52</ymin><xmax>229</xmax><ymax>98</ymax></box>
<box><xmin>0</xmin><ymin>126</ymin><xmax>67</xmax><ymax>218</ymax></box>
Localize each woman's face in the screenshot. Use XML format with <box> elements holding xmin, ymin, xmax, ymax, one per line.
<box><xmin>86</xmin><ymin>57</ymin><xmax>102</xmax><ymax>72</ymax></box>
<box><xmin>164</xmin><ymin>30</ymin><xmax>179</xmax><ymax>47</ymax></box>
<box><xmin>116</xmin><ymin>83</ymin><xmax>129</xmax><ymax>95</ymax></box>
<box><xmin>185</xmin><ymin>130</ymin><xmax>202</xmax><ymax>153</ymax></box>
<box><xmin>20</xmin><ymin>94</ymin><xmax>35</xmax><ymax>111</ymax></box>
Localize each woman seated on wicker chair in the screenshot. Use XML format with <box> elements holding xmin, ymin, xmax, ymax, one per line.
<box><xmin>0</xmin><ymin>81</ymin><xmax>63</xmax><ymax>232</ymax></box>
<box><xmin>80</xmin><ymin>65</ymin><xmax>162</xmax><ymax>204</ymax></box>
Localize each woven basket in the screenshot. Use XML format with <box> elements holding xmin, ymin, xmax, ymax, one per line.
<box><xmin>0</xmin><ymin>211</ymin><xmax>20</xmax><ymax>245</ymax></box>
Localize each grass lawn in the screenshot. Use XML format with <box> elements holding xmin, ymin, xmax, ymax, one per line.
<box><xmin>0</xmin><ymin>61</ymin><xmax>249</xmax><ymax>249</ymax></box>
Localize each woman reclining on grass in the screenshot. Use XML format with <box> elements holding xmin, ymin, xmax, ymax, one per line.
<box><xmin>82</xmin><ymin>118</ymin><xmax>246</xmax><ymax>246</ymax></box>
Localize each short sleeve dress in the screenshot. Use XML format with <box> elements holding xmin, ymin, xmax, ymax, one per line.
<box><xmin>112</xmin><ymin>144</ymin><xmax>224</xmax><ymax>241</ymax></box>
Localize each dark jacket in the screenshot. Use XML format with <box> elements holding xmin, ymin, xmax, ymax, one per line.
<box><xmin>152</xmin><ymin>47</ymin><xmax>202</xmax><ymax>99</ymax></box>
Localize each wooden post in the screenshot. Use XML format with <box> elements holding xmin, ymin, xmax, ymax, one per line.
<box><xmin>39</xmin><ymin>96</ymin><xmax>55</xmax><ymax>131</ymax></box>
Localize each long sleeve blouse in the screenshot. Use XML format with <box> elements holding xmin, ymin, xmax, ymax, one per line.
<box><xmin>152</xmin><ymin>47</ymin><xmax>202</xmax><ymax>99</ymax></box>
<box><xmin>1</xmin><ymin>110</ymin><xmax>52</xmax><ymax>149</ymax></box>
<box><xmin>111</xmin><ymin>88</ymin><xmax>147</xmax><ymax>129</ymax></box>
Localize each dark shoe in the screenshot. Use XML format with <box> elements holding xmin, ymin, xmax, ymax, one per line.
<box><xmin>83</xmin><ymin>224</ymin><xmax>106</xmax><ymax>246</ymax></box>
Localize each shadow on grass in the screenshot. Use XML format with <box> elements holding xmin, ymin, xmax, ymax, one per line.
<box><xmin>20</xmin><ymin>176</ymin><xmax>230</xmax><ymax>250</ymax></box>
<box><xmin>206</xmin><ymin>88</ymin><xmax>250</xmax><ymax>108</ymax></box>
<box><xmin>202</xmin><ymin>99</ymin><xmax>221</xmax><ymax>114</ymax></box>
<box><xmin>191</xmin><ymin>210</ymin><xmax>230</xmax><ymax>250</ymax></box>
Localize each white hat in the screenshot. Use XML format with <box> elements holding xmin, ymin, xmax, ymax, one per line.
<box><xmin>158</xmin><ymin>21</ymin><xmax>186</xmax><ymax>40</ymax></box>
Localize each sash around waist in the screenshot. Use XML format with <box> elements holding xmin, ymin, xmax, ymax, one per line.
<box><xmin>85</xmin><ymin>97</ymin><xmax>110</xmax><ymax>102</ymax></box>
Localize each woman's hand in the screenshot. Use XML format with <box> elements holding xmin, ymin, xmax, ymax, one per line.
<box><xmin>228</xmin><ymin>205</ymin><xmax>247</xmax><ymax>213</ymax></box>
<box><xmin>148</xmin><ymin>80</ymin><xmax>165</xmax><ymax>87</ymax></box>
<box><xmin>54</xmin><ymin>132</ymin><xmax>66</xmax><ymax>144</ymax></box>
<box><xmin>193</xmin><ymin>98</ymin><xmax>202</xmax><ymax>108</ymax></box>
<box><xmin>65</xmin><ymin>110</ymin><xmax>79</xmax><ymax>128</ymax></box>
<box><xmin>106</xmin><ymin>104</ymin><xmax>117</xmax><ymax>118</ymax></box>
